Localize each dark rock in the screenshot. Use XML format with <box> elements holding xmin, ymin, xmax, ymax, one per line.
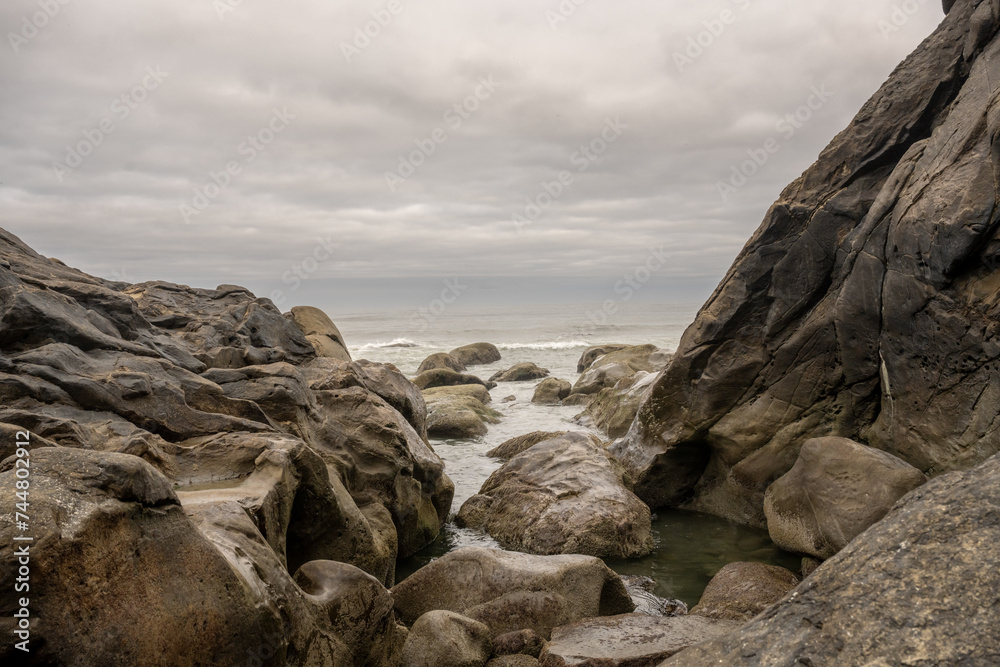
<box><xmin>690</xmin><ymin>562</ymin><xmax>800</xmax><ymax>622</ymax></box>
<box><xmin>487</xmin><ymin>431</ymin><xmax>568</xmax><ymax>460</ymax></box>
<box><xmin>611</xmin><ymin>0</ymin><xmax>1000</xmax><ymax>526</ymax></box>
<box><xmin>764</xmin><ymin>437</ymin><xmax>927</xmax><ymax>558</ymax></box>
<box><xmin>532</xmin><ymin>378</ymin><xmax>572</xmax><ymax>405</ymax></box>
<box><xmin>391</xmin><ymin>547</ymin><xmax>635</xmax><ymax>639</ymax></box>
<box><xmin>456</xmin><ymin>433</ymin><xmax>653</xmax><ymax>559</ymax></box>
<box><xmin>450</xmin><ymin>343</ymin><xmax>502</xmax><ymax>367</ymax></box>
<box><xmin>489</xmin><ymin>363</ymin><xmax>550</xmax><ymax>383</ymax></box>
<box><xmin>664</xmin><ymin>451</ymin><xmax>1000</xmax><ymax>666</ymax></box>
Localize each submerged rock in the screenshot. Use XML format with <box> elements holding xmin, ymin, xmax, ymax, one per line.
<box><xmin>390</xmin><ymin>547</ymin><xmax>635</xmax><ymax>639</ymax></box>
<box><xmin>450</xmin><ymin>342</ymin><xmax>502</xmax><ymax>367</ymax></box>
<box><xmin>457</xmin><ymin>433</ymin><xmax>653</xmax><ymax>559</ymax></box>
<box><xmin>763</xmin><ymin>437</ymin><xmax>927</xmax><ymax>559</ymax></box>
<box><xmin>412</xmin><ymin>368</ymin><xmax>496</xmax><ymax>391</ymax></box>
<box><xmin>489</xmin><ymin>362</ymin><xmax>550</xmax><ymax>383</ymax></box>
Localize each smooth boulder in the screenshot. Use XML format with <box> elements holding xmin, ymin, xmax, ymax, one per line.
<box><xmin>577</xmin><ymin>344</ymin><xmax>628</xmax><ymax>373</ymax></box>
<box><xmin>531</xmin><ymin>378</ymin><xmax>572</xmax><ymax>405</ymax></box>
<box><xmin>412</xmin><ymin>368</ymin><xmax>496</xmax><ymax>391</ymax></box>
<box><xmin>417</xmin><ymin>352</ymin><xmax>466</xmax><ymax>373</ymax></box>
<box><xmin>763</xmin><ymin>437</ymin><xmax>927</xmax><ymax>559</ymax></box>
<box><xmin>400</xmin><ymin>611</ymin><xmax>492</xmax><ymax>667</ymax></box>
<box><xmin>425</xmin><ymin>389</ymin><xmax>502</xmax><ymax>439</ymax></box>
<box><xmin>450</xmin><ymin>343</ymin><xmax>502</xmax><ymax>367</ymax></box>
<box><xmin>690</xmin><ymin>562</ymin><xmax>800</xmax><ymax>622</ymax></box>
<box><xmin>489</xmin><ymin>363</ymin><xmax>550</xmax><ymax>383</ymax></box>
<box><xmin>288</xmin><ymin>305</ymin><xmax>351</xmax><ymax>362</ymax></box>
<box><xmin>457</xmin><ymin>433</ymin><xmax>653</xmax><ymax>559</ymax></box>
<box><xmin>571</xmin><ymin>345</ymin><xmax>667</xmax><ymax>396</ymax></box>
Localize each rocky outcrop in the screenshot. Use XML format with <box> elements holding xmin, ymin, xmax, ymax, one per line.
<box><xmin>288</xmin><ymin>305</ymin><xmax>352</xmax><ymax>362</ymax></box>
<box><xmin>412</xmin><ymin>368</ymin><xmax>496</xmax><ymax>391</ymax></box>
<box><xmin>612</xmin><ymin>0</ymin><xmax>1000</xmax><ymax>527</ymax></box>
<box><xmin>487</xmin><ymin>431</ymin><xmax>568</xmax><ymax>460</ymax></box>
<box><xmin>390</xmin><ymin>547</ymin><xmax>635</xmax><ymax>639</ymax></box>
<box><xmin>425</xmin><ymin>387</ymin><xmax>502</xmax><ymax>438</ymax></box>
<box><xmin>576</xmin><ymin>371</ymin><xmax>657</xmax><ymax>439</ymax></box>
<box><xmin>665</xmin><ymin>451</ymin><xmax>1000</xmax><ymax>665</ymax></box>
<box><xmin>531</xmin><ymin>378</ymin><xmax>572</xmax><ymax>405</ymax></box>
<box><xmin>489</xmin><ymin>363</ymin><xmax>549</xmax><ymax>383</ymax></box>
<box><xmin>400</xmin><ymin>611</ymin><xmax>492</xmax><ymax>667</ymax></box>
<box><xmin>689</xmin><ymin>562</ymin><xmax>800</xmax><ymax>622</ymax></box>
<box><xmin>417</xmin><ymin>352</ymin><xmax>466</xmax><ymax>374</ymax></box>
<box><xmin>456</xmin><ymin>433</ymin><xmax>653</xmax><ymax>559</ymax></box>
<box><xmin>538</xmin><ymin>614</ymin><xmax>740</xmax><ymax>666</ymax></box>
<box><xmin>763</xmin><ymin>437</ymin><xmax>927</xmax><ymax>558</ymax></box>
<box><xmin>450</xmin><ymin>343</ymin><xmax>502</xmax><ymax>367</ymax></box>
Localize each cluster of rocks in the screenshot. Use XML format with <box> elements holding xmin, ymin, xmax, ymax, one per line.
<box><xmin>414</xmin><ymin>344</ymin><xmax>505</xmax><ymax>439</ymax></box>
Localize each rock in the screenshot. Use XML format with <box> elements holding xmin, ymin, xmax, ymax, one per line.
<box><xmin>621</xmin><ymin>575</ymin><xmax>688</xmax><ymax>617</ymax></box>
<box><xmin>577</xmin><ymin>344</ymin><xmax>628</xmax><ymax>373</ymax></box>
<box><xmin>288</xmin><ymin>305</ymin><xmax>352</xmax><ymax>362</ymax></box>
<box><xmin>293</xmin><ymin>560</ymin><xmax>406</xmax><ymax>666</ymax></box>
<box><xmin>399</xmin><ymin>610</ymin><xmax>492</xmax><ymax>667</ymax></box>
<box><xmin>490</xmin><ymin>363</ymin><xmax>550</xmax><ymax>383</ymax></box>
<box><xmin>763</xmin><ymin>437</ymin><xmax>927</xmax><ymax>559</ymax></box>
<box><xmin>425</xmin><ymin>390</ymin><xmax>503</xmax><ymax>439</ymax></box>
<box><xmin>538</xmin><ymin>614</ymin><xmax>740</xmax><ymax>666</ymax></box>
<box><xmin>560</xmin><ymin>393</ymin><xmax>592</xmax><ymax>407</ymax></box>
<box><xmin>0</xmin><ymin>448</ymin><xmax>302</xmax><ymax>666</ymax></box>
<box><xmin>488</xmin><ymin>657</ymin><xmax>540</xmax><ymax>667</ymax></box>
<box><xmin>800</xmin><ymin>557</ymin><xmax>821</xmax><ymax>578</ymax></box>
<box><xmin>450</xmin><ymin>342</ymin><xmax>502</xmax><ymax>367</ymax></box>
<box><xmin>532</xmin><ymin>378</ymin><xmax>572</xmax><ymax>405</ymax></box>
<box><xmin>417</xmin><ymin>352</ymin><xmax>466</xmax><ymax>373</ymax></box>
<box><xmin>487</xmin><ymin>431</ymin><xmax>568</xmax><ymax>460</ymax></box>
<box><xmin>571</xmin><ymin>345</ymin><xmax>667</xmax><ymax>396</ymax></box>
<box><xmin>424</xmin><ymin>383</ymin><xmax>493</xmax><ymax>404</ymax></box>
<box><xmin>664</xmin><ymin>451</ymin><xmax>1000</xmax><ymax>666</ymax></box>
<box><xmin>611</xmin><ymin>0</ymin><xmax>1000</xmax><ymax>527</ymax></box>
<box><xmin>412</xmin><ymin>368</ymin><xmax>496</xmax><ymax>391</ymax></box>
<box><xmin>690</xmin><ymin>562</ymin><xmax>800</xmax><ymax>622</ymax></box>
<box><xmin>456</xmin><ymin>433</ymin><xmax>653</xmax><ymax>559</ymax></box>
<box><xmin>502</xmin><ymin>395</ymin><xmax>516</xmax><ymax>403</ymax></box>
<box><xmin>578</xmin><ymin>371</ymin><xmax>658</xmax><ymax>439</ymax></box>
<box><xmin>493</xmin><ymin>629</ymin><xmax>545</xmax><ymax>657</ymax></box>
<box><xmin>391</xmin><ymin>547</ymin><xmax>635</xmax><ymax>639</ymax></box>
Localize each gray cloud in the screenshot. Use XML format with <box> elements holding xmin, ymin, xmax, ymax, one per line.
<box><xmin>1</xmin><ymin>0</ymin><xmax>944</xmax><ymax>308</ymax></box>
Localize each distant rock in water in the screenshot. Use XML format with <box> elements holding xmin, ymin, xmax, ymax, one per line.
<box><xmin>531</xmin><ymin>378</ymin><xmax>572</xmax><ymax>405</ymax></box>
<box><xmin>417</xmin><ymin>351</ymin><xmax>466</xmax><ymax>374</ymax></box>
<box><xmin>576</xmin><ymin>344</ymin><xmax>628</xmax><ymax>373</ymax></box>
<box><xmin>612</xmin><ymin>0</ymin><xmax>1000</xmax><ymax>527</ymax></box>
<box><xmin>450</xmin><ymin>342</ymin><xmax>502</xmax><ymax>367</ymax></box>
<box><xmin>489</xmin><ymin>362</ymin><xmax>550</xmax><ymax>383</ymax></box>
<box><xmin>412</xmin><ymin>368</ymin><xmax>496</xmax><ymax>391</ymax></box>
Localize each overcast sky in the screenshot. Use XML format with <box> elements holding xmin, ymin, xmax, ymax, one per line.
<box><xmin>1</xmin><ymin>0</ymin><xmax>943</xmax><ymax>310</ymax></box>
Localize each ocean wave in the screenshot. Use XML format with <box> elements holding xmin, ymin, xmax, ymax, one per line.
<box><xmin>496</xmin><ymin>341</ymin><xmax>590</xmax><ymax>351</ymax></box>
<box><xmin>354</xmin><ymin>338</ymin><xmax>422</xmax><ymax>352</ymax></box>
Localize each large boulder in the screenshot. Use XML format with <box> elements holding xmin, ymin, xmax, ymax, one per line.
<box><xmin>538</xmin><ymin>614</ymin><xmax>740</xmax><ymax>666</ymax></box>
<box><xmin>417</xmin><ymin>352</ymin><xmax>466</xmax><ymax>373</ymax></box>
<box><xmin>425</xmin><ymin>389</ymin><xmax>502</xmax><ymax>439</ymax></box>
<box><xmin>489</xmin><ymin>363</ymin><xmax>550</xmax><ymax>383</ymax></box>
<box><xmin>487</xmin><ymin>431</ymin><xmax>568</xmax><ymax>460</ymax></box>
<box><xmin>763</xmin><ymin>437</ymin><xmax>927</xmax><ymax>559</ymax></box>
<box><xmin>288</xmin><ymin>305</ymin><xmax>352</xmax><ymax>362</ymax></box>
<box><xmin>450</xmin><ymin>343</ymin><xmax>502</xmax><ymax>367</ymax></box>
<box><xmin>689</xmin><ymin>562</ymin><xmax>800</xmax><ymax>622</ymax></box>
<box><xmin>456</xmin><ymin>433</ymin><xmax>653</xmax><ymax>559</ymax></box>
<box><xmin>531</xmin><ymin>378</ymin><xmax>572</xmax><ymax>405</ymax></box>
<box><xmin>665</xmin><ymin>451</ymin><xmax>1000</xmax><ymax>665</ymax></box>
<box><xmin>400</xmin><ymin>611</ymin><xmax>492</xmax><ymax>667</ymax></box>
<box><xmin>611</xmin><ymin>0</ymin><xmax>1000</xmax><ymax>527</ymax></box>
<box><xmin>391</xmin><ymin>547</ymin><xmax>635</xmax><ymax>639</ymax></box>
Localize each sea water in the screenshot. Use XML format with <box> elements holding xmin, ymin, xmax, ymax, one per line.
<box><xmin>339</xmin><ymin>300</ymin><xmax>800</xmax><ymax>607</ymax></box>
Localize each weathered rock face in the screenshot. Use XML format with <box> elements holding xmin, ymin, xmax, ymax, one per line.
<box><xmin>689</xmin><ymin>562</ymin><xmax>800</xmax><ymax>622</ymax></box>
<box><xmin>665</xmin><ymin>451</ymin><xmax>1000</xmax><ymax>666</ymax></box>
<box><xmin>612</xmin><ymin>0</ymin><xmax>1000</xmax><ymax>526</ymax></box>
<box><xmin>456</xmin><ymin>433</ymin><xmax>653</xmax><ymax>559</ymax></box>
<box><xmin>288</xmin><ymin>305</ymin><xmax>352</xmax><ymax>362</ymax></box>
<box><xmin>400</xmin><ymin>611</ymin><xmax>493</xmax><ymax>667</ymax></box>
<box><xmin>450</xmin><ymin>342</ymin><xmax>502</xmax><ymax>367</ymax></box>
<box><xmin>763</xmin><ymin>437</ymin><xmax>927</xmax><ymax>558</ymax></box>
<box><xmin>538</xmin><ymin>614</ymin><xmax>740</xmax><ymax>667</ymax></box>
<box><xmin>531</xmin><ymin>378</ymin><xmax>572</xmax><ymax>405</ymax></box>
<box><xmin>391</xmin><ymin>547</ymin><xmax>635</xmax><ymax>639</ymax></box>
<box><xmin>489</xmin><ymin>363</ymin><xmax>550</xmax><ymax>383</ymax></box>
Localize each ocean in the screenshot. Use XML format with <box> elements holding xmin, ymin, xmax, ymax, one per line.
<box><xmin>337</xmin><ymin>300</ymin><xmax>800</xmax><ymax>606</ymax></box>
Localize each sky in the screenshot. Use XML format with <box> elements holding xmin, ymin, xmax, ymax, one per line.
<box><xmin>1</xmin><ymin>0</ymin><xmax>945</xmax><ymax>312</ymax></box>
